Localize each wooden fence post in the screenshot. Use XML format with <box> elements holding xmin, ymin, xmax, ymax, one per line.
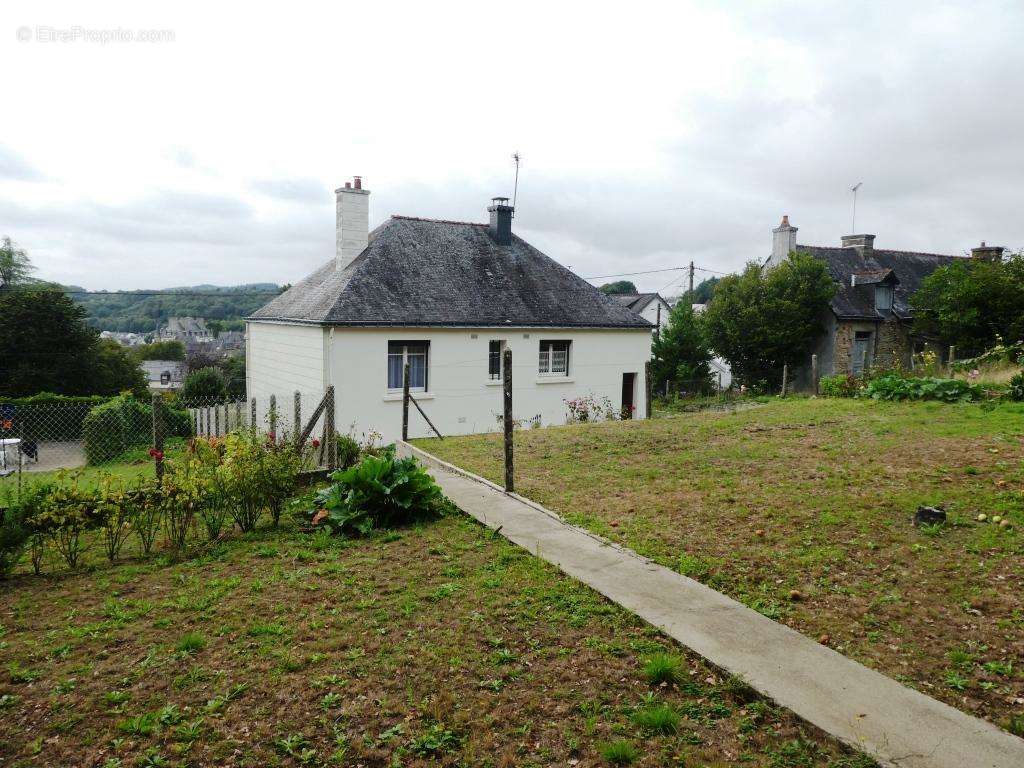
<box><xmin>235</xmin><ymin>401</ymin><xmax>242</xmax><ymax>432</ymax></box>
<box><xmin>781</xmin><ymin>364</ymin><xmax>789</xmax><ymax>397</ymax></box>
<box><xmin>644</xmin><ymin>360</ymin><xmax>653</xmax><ymax>419</ymax></box>
<box><xmin>250</xmin><ymin>397</ymin><xmax>257</xmax><ymax>430</ymax></box>
<box><xmin>214</xmin><ymin>405</ymin><xmax>220</xmax><ymax>437</ymax></box>
<box><xmin>402</xmin><ymin>361</ymin><xmax>411</xmax><ymax>441</ymax></box>
<box><xmin>151</xmin><ymin>394</ymin><xmax>165</xmax><ymax>482</ymax></box>
<box><xmin>811</xmin><ymin>354</ymin><xmax>819</xmax><ymax>395</ymax></box>
<box><xmin>948</xmin><ymin>345</ymin><xmax>956</xmax><ymax>375</ymax></box>
<box><xmin>293</xmin><ymin>391</ymin><xmax>301</xmax><ymax>446</ymax></box>
<box><xmin>503</xmin><ymin>348</ymin><xmax>514</xmax><ymax>493</ymax></box>
<box><xmin>325</xmin><ymin>385</ymin><xmax>337</xmax><ymax>470</ymax></box>
<box><xmin>268</xmin><ymin>394</ymin><xmax>277</xmax><ymax>437</ymax></box>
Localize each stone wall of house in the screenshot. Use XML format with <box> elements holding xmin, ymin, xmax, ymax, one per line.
<box><xmin>831</xmin><ymin>317</ymin><xmax>912</xmax><ymax>375</ymax></box>
<box><xmin>875</xmin><ymin>318</ymin><xmax>912</xmax><ymax>370</ymax></box>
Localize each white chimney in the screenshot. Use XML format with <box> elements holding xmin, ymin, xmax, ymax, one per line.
<box><xmin>335</xmin><ymin>176</ymin><xmax>370</xmax><ymax>272</ymax></box>
<box><xmin>769</xmin><ymin>215</ymin><xmax>797</xmax><ymax>269</ymax></box>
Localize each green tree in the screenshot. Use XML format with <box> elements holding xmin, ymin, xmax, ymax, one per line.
<box><xmin>599</xmin><ymin>280</ymin><xmax>639</xmax><ymax>295</ymax></box>
<box><xmin>650</xmin><ymin>302</ymin><xmax>714</xmax><ymax>393</ymax></box>
<box><xmin>703</xmin><ymin>253</ymin><xmax>835</xmax><ymax>389</ymax></box>
<box><xmin>0</xmin><ymin>237</ymin><xmax>36</xmax><ymax>288</ymax></box>
<box><xmin>912</xmin><ymin>252</ymin><xmax>1024</xmax><ymax>354</ymax></box>
<box><xmin>133</xmin><ymin>340</ymin><xmax>186</xmax><ymax>361</ymax></box>
<box><xmin>92</xmin><ymin>339</ymin><xmax>148</xmax><ymax>397</ymax></box>
<box><xmin>220</xmin><ymin>355</ymin><xmax>246</xmax><ymax>400</ymax></box>
<box><xmin>692</xmin><ymin>276</ymin><xmax>719</xmax><ymax>304</ymax></box>
<box><xmin>0</xmin><ymin>286</ymin><xmax>146</xmax><ymax>397</ymax></box>
<box><xmin>179</xmin><ymin>367</ymin><xmax>228</xmax><ymax>404</ymax></box>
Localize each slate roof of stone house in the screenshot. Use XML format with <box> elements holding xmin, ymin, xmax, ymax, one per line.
<box><xmin>250</xmin><ymin>216</ymin><xmax>653</xmax><ymax>329</ymax></box>
<box><xmin>795</xmin><ymin>245</ymin><xmax>961</xmax><ymax>321</ymax></box>
<box><xmin>608</xmin><ymin>292</ymin><xmax>664</xmax><ymax>313</ymax></box>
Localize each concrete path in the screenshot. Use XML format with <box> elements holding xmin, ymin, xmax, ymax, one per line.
<box><xmin>398</xmin><ymin>441</ymin><xmax>1024</xmax><ymax>768</ymax></box>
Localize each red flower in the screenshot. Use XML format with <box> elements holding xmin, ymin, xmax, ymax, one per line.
<box><xmin>311</xmin><ymin>438</ymin><xmax>321</xmax><ymax>448</ymax></box>
<box><xmin>148</xmin><ymin>448</ymin><xmax>164</xmax><ymax>461</ymax></box>
<box><xmin>1</xmin><ymin>420</ymin><xmax>11</xmax><ymax>430</ymax></box>
<box><xmin>267</xmin><ymin>431</ymin><xmax>276</xmax><ymax>441</ymax></box>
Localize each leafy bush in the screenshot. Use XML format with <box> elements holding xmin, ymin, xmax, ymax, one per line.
<box><xmin>335</xmin><ymin>433</ymin><xmax>361</xmax><ymax>469</ymax></box>
<box><xmin>29</xmin><ymin>475</ymin><xmax>107</xmax><ymax>570</ymax></box>
<box><xmin>83</xmin><ymin>395</ymin><xmax>191</xmax><ymax>465</ymax></box>
<box><xmin>180</xmin><ymin>367</ymin><xmax>228</xmax><ymax>404</ymax></box>
<box><xmin>312</xmin><ymin>447</ymin><xmax>444</xmax><ymax>537</ymax></box>
<box><xmin>215</xmin><ymin>431</ymin><xmax>303</xmax><ymax>532</ymax></box>
<box><xmin>1009</xmin><ymin>371</ymin><xmax>1024</xmax><ymax>402</ymax></box>
<box><xmin>0</xmin><ymin>482</ymin><xmax>51</xmax><ymax>576</ymax></box>
<box><xmin>0</xmin><ymin>394</ymin><xmax>111</xmax><ymax>441</ymax></box>
<box><xmin>819</xmin><ymin>374</ymin><xmax>859</xmax><ymax>398</ymax></box>
<box><xmin>859</xmin><ymin>374</ymin><xmax>986</xmax><ymax>403</ymax></box>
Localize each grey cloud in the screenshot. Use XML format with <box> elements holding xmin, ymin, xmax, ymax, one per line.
<box><xmin>249</xmin><ymin>178</ymin><xmax>329</xmax><ymax>203</ymax></box>
<box><xmin>0</xmin><ymin>145</ymin><xmax>43</xmax><ymax>181</ymax></box>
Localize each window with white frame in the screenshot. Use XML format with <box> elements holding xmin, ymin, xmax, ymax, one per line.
<box><xmin>488</xmin><ymin>340</ymin><xmax>504</xmax><ymax>380</ymax></box>
<box><xmin>538</xmin><ymin>340</ymin><xmax>570</xmax><ymax>376</ymax></box>
<box><xmin>387</xmin><ymin>341</ymin><xmax>429</xmax><ymax>390</ymax></box>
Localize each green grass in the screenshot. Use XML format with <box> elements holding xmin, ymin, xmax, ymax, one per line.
<box><xmin>419</xmin><ymin>397</ymin><xmax>1024</xmax><ymax>728</ymax></box>
<box><xmin>0</xmin><ymin>513</ymin><xmax>872</xmax><ymax>767</ymax></box>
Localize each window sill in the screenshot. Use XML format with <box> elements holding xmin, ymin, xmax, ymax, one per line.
<box><xmin>484</xmin><ymin>380</ymin><xmax>504</xmax><ymax>387</ymax></box>
<box><xmin>535</xmin><ymin>376</ymin><xmax>574</xmax><ymax>384</ymax></box>
<box><xmin>382</xmin><ymin>392</ymin><xmax>434</xmax><ymax>402</ymax></box>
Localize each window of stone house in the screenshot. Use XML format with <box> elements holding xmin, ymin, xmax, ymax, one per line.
<box><xmin>875</xmin><ymin>284</ymin><xmax>894</xmax><ymax>313</ymax></box>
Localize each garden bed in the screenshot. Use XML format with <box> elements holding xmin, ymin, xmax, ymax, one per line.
<box><xmin>0</xmin><ymin>515</ymin><xmax>872</xmax><ymax>767</ymax></box>
<box><xmin>419</xmin><ymin>398</ymin><xmax>1024</xmax><ymax>734</ymax></box>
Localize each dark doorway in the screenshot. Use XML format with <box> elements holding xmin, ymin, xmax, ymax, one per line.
<box><xmin>621</xmin><ymin>372</ymin><xmax>636</xmax><ymax>419</ymax></box>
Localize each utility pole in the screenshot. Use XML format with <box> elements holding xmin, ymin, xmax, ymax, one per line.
<box><xmin>851</xmin><ymin>182</ymin><xmax>862</xmax><ymax>233</ymax></box>
<box><xmin>688</xmin><ymin>261</ymin><xmax>695</xmax><ymax>301</ymax></box>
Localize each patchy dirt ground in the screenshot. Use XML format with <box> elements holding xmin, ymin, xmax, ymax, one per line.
<box><xmin>422</xmin><ymin>398</ymin><xmax>1024</xmax><ymax>735</ymax></box>
<box><xmin>0</xmin><ymin>515</ymin><xmax>874</xmax><ymax>768</ymax></box>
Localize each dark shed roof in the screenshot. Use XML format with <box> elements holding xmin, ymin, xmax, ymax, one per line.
<box><xmin>796</xmin><ymin>245</ymin><xmax>960</xmax><ymax>320</ymax></box>
<box><xmin>609</xmin><ymin>292</ymin><xmax>663</xmax><ymax>313</ymax></box>
<box><xmin>250</xmin><ymin>216</ymin><xmax>651</xmax><ymax>328</ymax></box>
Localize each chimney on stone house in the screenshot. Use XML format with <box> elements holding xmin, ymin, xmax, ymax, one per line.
<box><xmin>487</xmin><ymin>197</ymin><xmax>514</xmax><ymax>245</ymax></box>
<box><xmin>769</xmin><ymin>215</ymin><xmax>798</xmax><ymax>267</ymax></box>
<box><xmin>970</xmin><ymin>241</ymin><xmax>1004</xmax><ymax>262</ymax></box>
<box><xmin>841</xmin><ymin>234</ymin><xmax>876</xmax><ymax>255</ymax></box>
<box><xmin>335</xmin><ymin>176</ymin><xmax>370</xmax><ymax>272</ymax></box>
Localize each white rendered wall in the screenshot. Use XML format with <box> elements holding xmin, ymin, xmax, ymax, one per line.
<box><xmin>323</xmin><ymin>327</ymin><xmax>652</xmax><ymax>442</ymax></box>
<box><xmin>638</xmin><ymin>299</ymin><xmax>670</xmax><ymax>334</ymax></box>
<box><xmin>246</xmin><ymin>322</ymin><xmax>327</xmax><ymax>431</ymax></box>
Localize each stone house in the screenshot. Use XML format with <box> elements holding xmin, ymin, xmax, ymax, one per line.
<box><xmin>245</xmin><ymin>178</ymin><xmax>653</xmax><ymax>441</ymax></box>
<box><xmin>766</xmin><ymin>216</ymin><xmax>1004</xmax><ymax>380</ymax></box>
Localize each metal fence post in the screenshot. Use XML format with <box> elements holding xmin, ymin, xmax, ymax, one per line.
<box><xmin>503</xmin><ymin>348</ymin><xmax>514</xmax><ymax>493</ymax></box>
<box><xmin>402</xmin><ymin>361</ymin><xmax>411</xmax><ymax>441</ymax></box>
<box><xmin>325</xmin><ymin>385</ymin><xmax>337</xmax><ymax>470</ymax></box>
<box><xmin>812</xmin><ymin>354</ymin><xmax>819</xmax><ymax>395</ymax></box>
<box><xmin>781</xmin><ymin>364</ymin><xmax>789</xmax><ymax>397</ymax></box>
<box><xmin>948</xmin><ymin>345</ymin><xmax>956</xmax><ymax>375</ymax></box>
<box><xmin>151</xmin><ymin>394</ymin><xmax>165</xmax><ymax>482</ymax></box>
<box><xmin>214</xmin><ymin>404</ymin><xmax>220</xmax><ymax>436</ymax></box>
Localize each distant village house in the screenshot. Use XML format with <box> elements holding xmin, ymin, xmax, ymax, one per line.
<box><xmin>766</xmin><ymin>216</ymin><xmax>1004</xmax><ymax>381</ymax></box>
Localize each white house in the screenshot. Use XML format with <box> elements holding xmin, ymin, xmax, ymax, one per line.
<box><xmin>246</xmin><ymin>178</ymin><xmax>653</xmax><ymax>442</ymax></box>
<box><xmin>609</xmin><ymin>293</ymin><xmax>672</xmax><ymax>335</ymax></box>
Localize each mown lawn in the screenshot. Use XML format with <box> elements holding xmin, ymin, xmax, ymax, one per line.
<box><xmin>419</xmin><ymin>398</ymin><xmax>1024</xmax><ymax>733</ymax></box>
<box><xmin>0</xmin><ymin>514</ymin><xmax>874</xmax><ymax>768</ymax></box>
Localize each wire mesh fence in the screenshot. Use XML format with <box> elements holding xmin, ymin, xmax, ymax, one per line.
<box><xmin>0</xmin><ymin>389</ymin><xmax>338</xmax><ymax>484</ymax></box>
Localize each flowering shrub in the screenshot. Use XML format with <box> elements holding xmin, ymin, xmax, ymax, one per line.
<box><xmin>311</xmin><ymin>447</ymin><xmax>444</xmax><ymax>537</ymax></box>
<box><xmin>1009</xmin><ymin>371</ymin><xmax>1024</xmax><ymax>402</ymax></box>
<box><xmin>564</xmin><ymin>395</ymin><xmax>619</xmax><ymax>424</ymax></box>
<box><xmin>0</xmin><ymin>481</ymin><xmax>51</xmax><ymax>576</ymax></box>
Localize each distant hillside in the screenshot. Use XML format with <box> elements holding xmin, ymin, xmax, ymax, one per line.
<box><xmin>68</xmin><ymin>283</ymin><xmax>285</xmax><ymax>332</ymax></box>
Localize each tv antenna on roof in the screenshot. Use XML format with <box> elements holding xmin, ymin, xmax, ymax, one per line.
<box><xmin>850</xmin><ymin>182</ymin><xmax>863</xmax><ymax>233</ymax></box>
<box><xmin>512</xmin><ymin>152</ymin><xmax>521</xmax><ymax>208</ymax></box>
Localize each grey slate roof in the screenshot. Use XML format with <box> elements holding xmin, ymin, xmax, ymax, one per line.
<box><xmin>250</xmin><ymin>216</ymin><xmax>652</xmax><ymax>329</ymax></box>
<box><xmin>796</xmin><ymin>245</ymin><xmax>961</xmax><ymax>320</ymax></box>
<box><xmin>609</xmin><ymin>292</ymin><xmax>661</xmax><ymax>313</ymax></box>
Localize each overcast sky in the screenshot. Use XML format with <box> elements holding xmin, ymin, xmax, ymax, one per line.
<box><xmin>2</xmin><ymin>1</ymin><xmax>1022</xmax><ymax>295</ymax></box>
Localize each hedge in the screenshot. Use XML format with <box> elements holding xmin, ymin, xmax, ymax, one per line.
<box><xmin>83</xmin><ymin>395</ymin><xmax>192</xmax><ymax>465</ymax></box>
<box><xmin>0</xmin><ymin>393</ymin><xmax>112</xmax><ymax>441</ymax></box>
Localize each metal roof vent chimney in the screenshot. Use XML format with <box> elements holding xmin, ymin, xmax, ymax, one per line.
<box><xmin>487</xmin><ymin>196</ymin><xmax>514</xmax><ymax>245</ymax></box>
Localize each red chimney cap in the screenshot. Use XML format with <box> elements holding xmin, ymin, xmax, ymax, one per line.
<box><xmin>344</xmin><ymin>181</ymin><xmax>351</xmax><ymax>189</ymax></box>
<box><xmin>353</xmin><ymin>176</ymin><xmax>362</xmax><ymax>190</ymax></box>
<box><xmin>781</xmin><ymin>215</ymin><xmax>790</xmax><ymax>226</ymax></box>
